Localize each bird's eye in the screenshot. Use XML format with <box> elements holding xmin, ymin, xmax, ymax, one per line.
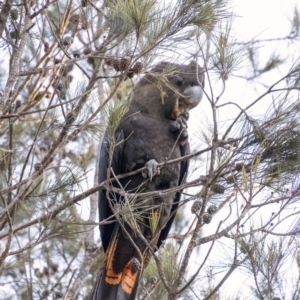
<box><xmin>175</xmin><ymin>76</ymin><xmax>184</xmax><ymax>86</ymax></box>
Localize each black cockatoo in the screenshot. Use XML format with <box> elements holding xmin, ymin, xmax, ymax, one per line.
<box><xmin>90</xmin><ymin>61</ymin><xmax>205</xmax><ymax>300</ymax></box>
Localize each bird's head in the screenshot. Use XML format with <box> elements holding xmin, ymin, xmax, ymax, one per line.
<box><xmin>134</xmin><ymin>61</ymin><xmax>205</xmax><ymax>119</ymax></box>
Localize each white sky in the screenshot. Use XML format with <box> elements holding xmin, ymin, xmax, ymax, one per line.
<box><xmin>186</xmin><ymin>1</ymin><xmax>300</xmax><ymax>299</ymax></box>
<box><xmin>190</xmin><ymin>0</ymin><xmax>299</xmax><ymax>137</ymax></box>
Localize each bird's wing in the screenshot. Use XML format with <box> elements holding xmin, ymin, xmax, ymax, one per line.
<box><xmin>98</xmin><ymin>129</ymin><xmax>124</xmax><ymax>252</ymax></box>
<box><xmin>156</xmin><ymin>141</ymin><xmax>190</xmax><ymax>248</ymax></box>
<box><xmin>95</xmin><ymin>129</ymin><xmax>139</xmax><ymax>300</ymax></box>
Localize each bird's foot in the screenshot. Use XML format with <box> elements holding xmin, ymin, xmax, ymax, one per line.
<box><xmin>130</xmin><ymin>257</ymin><xmax>140</xmax><ymax>274</ymax></box>
<box><xmin>142</xmin><ymin>159</ymin><xmax>160</xmax><ymax>181</ymax></box>
<box><xmin>169</xmin><ymin>111</ymin><xmax>189</xmax><ymax>145</ymax></box>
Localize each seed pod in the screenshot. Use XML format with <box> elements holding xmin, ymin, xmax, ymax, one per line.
<box><xmin>191</xmin><ymin>200</ymin><xmax>202</xmax><ymax>214</ymax></box>
<box><xmin>235</xmin><ymin>162</ymin><xmax>245</xmax><ymax>172</ymax></box>
<box><xmin>62</xmin><ymin>36</ymin><xmax>73</xmax><ymax>46</ymax></box>
<box><xmin>112</xmin><ymin>58</ymin><xmax>121</xmax><ymax>72</ymax></box>
<box><xmin>203</xmin><ymin>213</ymin><xmax>212</xmax><ymax>224</ymax></box>
<box><xmin>225</xmin><ymin>175</ymin><xmax>237</xmax><ymax>184</ymax></box>
<box><xmin>15</xmin><ymin>100</ymin><xmax>21</xmax><ymax>111</ymax></box>
<box><xmin>54</xmin><ymin>292</ymin><xmax>63</xmax><ymax>299</ymax></box>
<box><xmin>54</xmin><ymin>81</ymin><xmax>63</xmax><ymax>91</ymax></box>
<box><xmin>211</xmin><ymin>183</ymin><xmax>225</xmax><ymax>194</ymax></box>
<box><xmin>126</xmin><ymin>69</ymin><xmax>135</xmax><ymax>79</ymax></box>
<box><xmin>66</xmin><ymin>112</ymin><xmax>75</xmax><ymax>123</ymax></box>
<box><xmin>130</xmin><ymin>257</ymin><xmax>140</xmax><ymax>274</ymax></box>
<box><xmin>84</xmin><ymin>47</ymin><xmax>91</xmax><ymax>55</ymax></box>
<box><xmin>34</xmin><ymin>163</ymin><xmax>42</xmax><ymax>171</ymax></box>
<box><xmin>132</xmin><ymin>61</ymin><xmax>143</xmax><ymax>74</ymax></box>
<box><xmin>39</xmin><ymin>141</ymin><xmax>50</xmax><ymax>152</ymax></box>
<box><xmin>245</xmin><ymin>165</ymin><xmax>252</xmax><ymax>173</ymax></box>
<box><xmin>119</xmin><ymin>57</ymin><xmax>130</xmax><ymax>71</ymax></box>
<box><xmin>53</xmin><ymin>58</ymin><xmax>61</xmax><ymax>65</ymax></box>
<box><xmin>84</xmin><ymin>47</ymin><xmax>94</xmax><ymax>65</ymax></box>
<box><xmin>105</xmin><ymin>59</ymin><xmax>112</xmax><ymax>66</ymax></box>
<box><xmin>149</xmin><ymin>275</ymin><xmax>158</xmax><ymax>285</ymax></box>
<box><xmin>50</xmin><ymin>262</ymin><xmax>59</xmax><ymax>273</ymax></box>
<box><xmin>42</xmin><ymin>290</ymin><xmax>50</xmax><ymax>298</ymax></box>
<box><xmin>207</xmin><ymin>204</ymin><xmax>217</xmax><ymax>215</ymax></box>
<box><xmin>73</xmin><ymin>50</ymin><xmax>80</xmax><ymax>58</ymax></box>
<box><xmin>59</xmin><ymin>90</ymin><xmax>66</xmax><ymax>99</ymax></box>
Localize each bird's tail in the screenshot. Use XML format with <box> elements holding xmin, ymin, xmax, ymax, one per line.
<box><xmin>89</xmin><ymin>228</ymin><xmax>140</xmax><ymax>300</ymax></box>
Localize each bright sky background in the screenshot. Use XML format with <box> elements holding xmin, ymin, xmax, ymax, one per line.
<box><xmin>190</xmin><ymin>0</ymin><xmax>299</xmax><ymax>142</ymax></box>
<box><xmin>186</xmin><ymin>1</ymin><xmax>300</xmax><ymax>298</ymax></box>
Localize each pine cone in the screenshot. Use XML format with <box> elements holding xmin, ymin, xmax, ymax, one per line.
<box><xmin>62</xmin><ymin>36</ymin><xmax>73</xmax><ymax>46</ymax></box>
<box><xmin>207</xmin><ymin>205</ymin><xmax>217</xmax><ymax>215</ymax></box>
<box><xmin>149</xmin><ymin>275</ymin><xmax>158</xmax><ymax>285</ymax></box>
<box><xmin>112</xmin><ymin>58</ymin><xmax>121</xmax><ymax>72</ymax></box>
<box><xmin>83</xmin><ymin>47</ymin><xmax>94</xmax><ymax>65</ymax></box>
<box><xmin>191</xmin><ymin>200</ymin><xmax>202</xmax><ymax>214</ymax></box>
<box><xmin>203</xmin><ymin>213</ymin><xmax>212</xmax><ymax>224</ymax></box>
<box><xmin>54</xmin><ymin>292</ymin><xmax>63</xmax><ymax>299</ymax></box>
<box><xmin>81</xmin><ymin>0</ymin><xmax>88</xmax><ymax>7</ymax></box>
<box><xmin>235</xmin><ymin>162</ymin><xmax>245</xmax><ymax>171</ymax></box>
<box><xmin>126</xmin><ymin>69</ymin><xmax>135</xmax><ymax>79</ymax></box>
<box><xmin>39</xmin><ymin>141</ymin><xmax>50</xmax><ymax>152</ymax></box>
<box><xmin>132</xmin><ymin>61</ymin><xmax>143</xmax><ymax>74</ymax></box>
<box><xmin>50</xmin><ymin>262</ymin><xmax>59</xmax><ymax>273</ymax></box>
<box><xmin>226</xmin><ymin>175</ymin><xmax>237</xmax><ymax>184</ymax></box>
<box><xmin>73</xmin><ymin>50</ymin><xmax>80</xmax><ymax>58</ymax></box>
<box><xmin>83</xmin><ymin>47</ymin><xmax>91</xmax><ymax>55</ymax></box>
<box><xmin>54</xmin><ymin>81</ymin><xmax>63</xmax><ymax>91</ymax></box>
<box><xmin>66</xmin><ymin>112</ymin><xmax>75</xmax><ymax>123</ymax></box>
<box><xmin>211</xmin><ymin>183</ymin><xmax>225</xmax><ymax>194</ymax></box>
<box><xmin>119</xmin><ymin>57</ymin><xmax>130</xmax><ymax>71</ymax></box>
<box><xmin>54</xmin><ymin>58</ymin><xmax>61</xmax><ymax>65</ymax></box>
<box><xmin>105</xmin><ymin>59</ymin><xmax>112</xmax><ymax>66</ymax></box>
<box><xmin>130</xmin><ymin>257</ymin><xmax>140</xmax><ymax>274</ymax></box>
<box><xmin>34</xmin><ymin>163</ymin><xmax>42</xmax><ymax>171</ymax></box>
<box><xmin>245</xmin><ymin>165</ymin><xmax>252</xmax><ymax>173</ymax></box>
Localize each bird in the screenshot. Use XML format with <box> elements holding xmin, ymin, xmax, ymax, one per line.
<box><xmin>90</xmin><ymin>61</ymin><xmax>205</xmax><ymax>300</ymax></box>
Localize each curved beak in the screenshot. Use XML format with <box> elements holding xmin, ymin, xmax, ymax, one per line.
<box><xmin>182</xmin><ymin>85</ymin><xmax>204</xmax><ymax>110</ymax></box>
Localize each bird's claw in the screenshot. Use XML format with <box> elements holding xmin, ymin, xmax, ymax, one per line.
<box><xmin>170</xmin><ymin>112</ymin><xmax>189</xmax><ymax>145</ymax></box>
<box><xmin>130</xmin><ymin>257</ymin><xmax>140</xmax><ymax>274</ymax></box>
<box><xmin>142</xmin><ymin>159</ymin><xmax>160</xmax><ymax>181</ymax></box>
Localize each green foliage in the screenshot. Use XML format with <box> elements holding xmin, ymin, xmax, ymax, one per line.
<box><xmin>37</xmin><ymin>165</ymin><xmax>87</xmax><ymax>198</ymax></box>
<box><xmin>211</xmin><ymin>21</ymin><xmax>246</xmax><ymax>80</ymax></box>
<box><xmin>103</xmin><ymin>90</ymin><xmax>132</xmax><ymax>140</ymax></box>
